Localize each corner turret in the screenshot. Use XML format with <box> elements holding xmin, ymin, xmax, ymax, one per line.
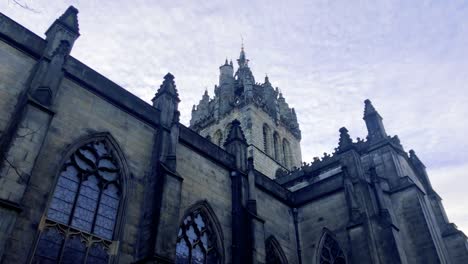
<box><xmin>219</xmin><ymin>58</ymin><xmax>234</xmax><ymax>85</ymax></box>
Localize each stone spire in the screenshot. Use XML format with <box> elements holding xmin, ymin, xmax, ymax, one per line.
<box><xmin>153</xmin><ymin>73</ymin><xmax>179</xmax><ymax>100</ymax></box>
<box><xmin>338</xmin><ymin>127</ymin><xmax>353</xmax><ymax>152</ymax></box>
<box><xmin>363</xmin><ymin>99</ymin><xmax>387</xmax><ymax>142</ymax></box>
<box><xmin>44</xmin><ymin>6</ymin><xmax>80</xmax><ymax>57</ymax></box>
<box><xmin>152</xmin><ymin>73</ymin><xmax>180</xmax><ymax>127</ymax></box>
<box><xmin>30</xmin><ymin>6</ymin><xmax>80</xmax><ymax>106</ymax></box>
<box><xmin>224</xmin><ymin>120</ymin><xmax>248</xmax><ymax>171</ymax></box>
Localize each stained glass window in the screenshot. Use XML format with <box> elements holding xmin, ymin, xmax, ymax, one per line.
<box><xmin>175</xmin><ymin>210</ymin><xmax>220</xmax><ymax>264</ymax></box>
<box><xmin>32</xmin><ymin>139</ymin><xmax>122</xmax><ymax>264</ymax></box>
<box><xmin>318</xmin><ymin>233</ymin><xmax>346</xmax><ymax>264</ymax></box>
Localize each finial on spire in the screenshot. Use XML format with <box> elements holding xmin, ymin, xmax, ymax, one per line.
<box><xmin>364</xmin><ymin>99</ymin><xmax>377</xmax><ymax>117</ymax></box>
<box><xmin>241</xmin><ymin>34</ymin><xmax>244</xmax><ymax>50</ymax></box>
<box><xmin>153</xmin><ymin>73</ymin><xmax>179</xmax><ymax>101</ymax></box>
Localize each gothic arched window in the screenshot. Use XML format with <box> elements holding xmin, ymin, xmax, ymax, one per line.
<box><xmin>176</xmin><ymin>202</ymin><xmax>223</xmax><ymax>264</ymax></box>
<box><xmin>317</xmin><ymin>230</ymin><xmax>346</xmax><ymax>264</ymax></box>
<box><xmin>273</xmin><ymin>132</ymin><xmax>281</xmax><ymax>162</ymax></box>
<box><xmin>263</xmin><ymin>124</ymin><xmax>272</xmax><ymax>155</ymax></box>
<box><xmin>31</xmin><ymin>135</ymin><xmax>126</xmax><ymax>263</ymax></box>
<box><xmin>282</xmin><ymin>139</ymin><xmax>291</xmax><ymax>169</ymax></box>
<box><xmin>265</xmin><ymin>236</ymin><xmax>288</xmax><ymax>264</ymax></box>
<box><xmin>214</xmin><ymin>130</ymin><xmax>223</xmax><ymax>147</ymax></box>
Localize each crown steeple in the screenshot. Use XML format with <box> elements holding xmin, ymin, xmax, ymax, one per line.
<box><xmin>237</xmin><ymin>44</ymin><xmax>249</xmax><ymax>68</ymax></box>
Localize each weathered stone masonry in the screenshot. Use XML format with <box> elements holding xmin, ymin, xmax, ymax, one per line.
<box><xmin>0</xmin><ymin>6</ymin><xmax>467</xmax><ymax>264</ymax></box>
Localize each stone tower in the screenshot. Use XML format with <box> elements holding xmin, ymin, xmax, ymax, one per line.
<box><xmin>190</xmin><ymin>47</ymin><xmax>302</xmax><ymax>178</ymax></box>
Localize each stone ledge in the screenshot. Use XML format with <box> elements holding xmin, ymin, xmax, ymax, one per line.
<box><xmin>0</xmin><ymin>12</ymin><xmax>45</xmax><ymax>59</ymax></box>
<box><xmin>179</xmin><ymin>125</ymin><xmax>235</xmax><ymax>170</ymax></box>
<box><xmin>0</xmin><ymin>198</ymin><xmax>22</xmax><ymax>212</ymax></box>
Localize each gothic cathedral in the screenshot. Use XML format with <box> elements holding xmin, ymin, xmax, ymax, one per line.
<box><xmin>0</xmin><ymin>6</ymin><xmax>467</xmax><ymax>264</ymax></box>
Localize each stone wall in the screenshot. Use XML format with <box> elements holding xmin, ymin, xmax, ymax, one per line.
<box><xmin>0</xmin><ymin>40</ymin><xmax>35</xmax><ymax>133</ymax></box>
<box><xmin>176</xmin><ymin>143</ymin><xmax>233</xmax><ymax>263</ymax></box>
<box><xmin>297</xmin><ymin>190</ymin><xmax>349</xmax><ymax>262</ymax></box>
<box><xmin>256</xmin><ymin>188</ymin><xmax>298</xmax><ymax>264</ymax></box>
<box><xmin>1</xmin><ymin>77</ymin><xmax>156</xmax><ymax>263</ymax></box>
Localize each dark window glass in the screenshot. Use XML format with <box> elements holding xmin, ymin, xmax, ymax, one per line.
<box><xmin>319</xmin><ymin>234</ymin><xmax>346</xmax><ymax>264</ymax></box>
<box><xmin>175</xmin><ymin>211</ymin><xmax>220</xmax><ymax>264</ymax></box>
<box><xmin>33</xmin><ymin>140</ymin><xmax>122</xmax><ymax>263</ymax></box>
<box><xmin>33</xmin><ymin>227</ymin><xmax>64</xmax><ymax>263</ymax></box>
<box><xmin>265</xmin><ymin>237</ymin><xmax>287</xmax><ymax>264</ymax></box>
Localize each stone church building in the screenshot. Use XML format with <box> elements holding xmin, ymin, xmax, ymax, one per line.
<box><xmin>0</xmin><ymin>6</ymin><xmax>467</xmax><ymax>264</ymax></box>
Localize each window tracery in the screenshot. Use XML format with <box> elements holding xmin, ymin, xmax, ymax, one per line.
<box><xmin>318</xmin><ymin>232</ymin><xmax>346</xmax><ymax>264</ymax></box>
<box><xmin>175</xmin><ymin>209</ymin><xmax>221</xmax><ymax>264</ymax></box>
<box><xmin>32</xmin><ymin>139</ymin><xmax>123</xmax><ymax>263</ymax></box>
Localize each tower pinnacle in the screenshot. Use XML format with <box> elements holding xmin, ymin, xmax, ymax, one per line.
<box><xmin>363</xmin><ymin>99</ymin><xmax>387</xmax><ymax>142</ymax></box>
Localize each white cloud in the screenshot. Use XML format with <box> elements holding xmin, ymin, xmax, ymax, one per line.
<box><xmin>1</xmin><ymin>0</ymin><xmax>467</xmax><ymax>235</ymax></box>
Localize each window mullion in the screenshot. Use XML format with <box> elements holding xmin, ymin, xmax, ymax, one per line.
<box><xmin>67</xmin><ymin>171</ymin><xmax>85</xmax><ymax>226</ymax></box>
<box><xmin>90</xmin><ymin>184</ymin><xmax>104</xmax><ymax>234</ymax></box>
<box><xmin>83</xmin><ymin>238</ymin><xmax>92</xmax><ymax>264</ymax></box>
<box><xmin>57</xmin><ymin>226</ymin><xmax>71</xmax><ymax>264</ymax></box>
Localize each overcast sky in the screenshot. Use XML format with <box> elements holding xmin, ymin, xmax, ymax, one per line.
<box><xmin>2</xmin><ymin>0</ymin><xmax>467</xmax><ymax>234</ymax></box>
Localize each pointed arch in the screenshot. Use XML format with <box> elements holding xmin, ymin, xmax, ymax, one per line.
<box><xmin>265</xmin><ymin>235</ymin><xmax>288</xmax><ymax>264</ymax></box>
<box><xmin>30</xmin><ymin>132</ymin><xmax>129</xmax><ymax>263</ymax></box>
<box><xmin>316</xmin><ymin>229</ymin><xmax>347</xmax><ymax>264</ymax></box>
<box><xmin>263</xmin><ymin>124</ymin><xmax>272</xmax><ymax>155</ymax></box>
<box><xmin>273</xmin><ymin>131</ymin><xmax>281</xmax><ymax>161</ymax></box>
<box><xmin>282</xmin><ymin>138</ymin><xmax>291</xmax><ymax>169</ymax></box>
<box><xmin>176</xmin><ymin>200</ymin><xmax>225</xmax><ymax>264</ymax></box>
<box><xmin>214</xmin><ymin>129</ymin><xmax>223</xmax><ymax>147</ymax></box>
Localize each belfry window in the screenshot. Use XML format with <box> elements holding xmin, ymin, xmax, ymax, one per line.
<box><xmin>176</xmin><ymin>208</ymin><xmax>221</xmax><ymax>264</ymax></box>
<box><xmin>282</xmin><ymin>139</ymin><xmax>291</xmax><ymax>169</ymax></box>
<box><xmin>273</xmin><ymin>132</ymin><xmax>281</xmax><ymax>161</ymax></box>
<box><xmin>31</xmin><ymin>138</ymin><xmax>124</xmax><ymax>263</ymax></box>
<box><xmin>263</xmin><ymin>124</ymin><xmax>271</xmax><ymax>155</ymax></box>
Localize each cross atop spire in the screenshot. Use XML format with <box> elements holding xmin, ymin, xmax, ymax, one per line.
<box><xmin>237</xmin><ymin>43</ymin><xmax>249</xmax><ymax>68</ymax></box>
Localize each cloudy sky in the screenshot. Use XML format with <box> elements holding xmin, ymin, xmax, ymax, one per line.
<box><xmin>2</xmin><ymin>0</ymin><xmax>467</xmax><ymax>234</ymax></box>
